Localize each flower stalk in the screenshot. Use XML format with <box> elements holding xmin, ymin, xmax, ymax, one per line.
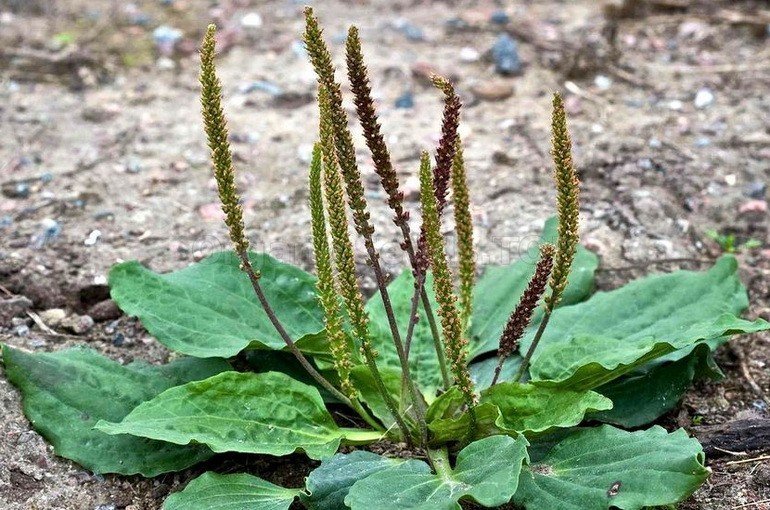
<box><xmin>345</xmin><ymin>25</ymin><xmax>449</xmax><ymax>389</ymax></box>
<box><xmin>515</xmin><ymin>92</ymin><xmax>580</xmax><ymax>382</ymax></box>
<box><xmin>200</xmin><ymin>24</ymin><xmax>353</xmax><ymax>409</ymax></box>
<box><xmin>305</xmin><ymin>7</ymin><xmax>428</xmax><ymax>442</ymax></box>
<box><xmin>317</xmin><ymin>86</ymin><xmax>412</xmax><ymax>442</ymax></box>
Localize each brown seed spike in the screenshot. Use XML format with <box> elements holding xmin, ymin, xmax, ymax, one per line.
<box><xmin>498</xmin><ymin>244</ymin><xmax>555</xmax><ymax>360</ymax></box>
<box><xmin>346</xmin><ymin>26</ymin><xmax>406</xmax><ymax>225</ymax></box>
<box><xmin>430</xmin><ymin>74</ymin><xmax>461</xmax><ymax>213</ymax></box>
<box><xmin>492</xmin><ymin>243</ymin><xmax>554</xmax><ymax>386</ymax></box>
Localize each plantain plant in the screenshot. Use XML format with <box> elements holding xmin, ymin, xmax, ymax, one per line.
<box><xmin>3</xmin><ymin>9</ymin><xmax>769</xmax><ymax>510</ymax></box>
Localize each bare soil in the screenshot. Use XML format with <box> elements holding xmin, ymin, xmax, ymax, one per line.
<box><xmin>1</xmin><ymin>0</ymin><xmax>769</xmax><ymax>508</ymax></box>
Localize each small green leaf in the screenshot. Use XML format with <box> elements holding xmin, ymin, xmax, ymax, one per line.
<box><xmin>513</xmin><ymin>425</ymin><xmax>709</xmax><ymax>510</ymax></box>
<box><xmin>163</xmin><ymin>471</ymin><xmax>301</xmax><ymax>510</ymax></box>
<box><xmin>469</xmin><ymin>217</ymin><xmax>599</xmax><ymax>359</ymax></box>
<box><xmin>595</xmin><ymin>339</ymin><xmax>726</xmax><ymax>427</ymax></box>
<box><xmin>525</xmin><ymin>256</ymin><xmax>770</xmax><ymax>389</ymax></box>
<box><xmin>96</xmin><ymin>371</ymin><xmax>366</xmax><ymax>460</ymax></box>
<box><xmin>428</xmin><ymin>384</ymin><xmax>611</xmax><ymax>444</ymax></box>
<box><xmin>346</xmin><ymin>435</ymin><xmax>529</xmax><ymax>510</ymax></box>
<box><xmin>109</xmin><ymin>252</ymin><xmax>325</xmax><ymax>358</ymax></box>
<box><xmin>483</xmin><ymin>382</ymin><xmax>612</xmax><ymax>433</ymax></box>
<box><xmin>303</xmin><ymin>451</ymin><xmax>403</xmax><ymax>510</ymax></box>
<box><xmin>2</xmin><ymin>345</ymin><xmax>227</xmax><ymax>476</ymax></box>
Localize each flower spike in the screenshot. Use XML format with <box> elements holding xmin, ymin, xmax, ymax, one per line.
<box><xmin>419</xmin><ymin>151</ymin><xmax>476</xmax><ymax>408</ymax></box>
<box><xmin>430</xmin><ymin>74</ymin><xmax>461</xmax><ymax>213</ymax></box>
<box><xmin>308</xmin><ymin>144</ymin><xmax>355</xmax><ymax>398</ymax></box>
<box><xmin>545</xmin><ymin>92</ymin><xmax>580</xmax><ymax>311</ymax></box>
<box><xmin>200</xmin><ymin>24</ymin><xmax>249</xmax><ymax>257</ymax></box>
<box><xmin>451</xmin><ymin>137</ymin><xmax>475</xmax><ymax>329</ymax></box>
<box><xmin>346</xmin><ymin>26</ymin><xmax>406</xmax><ymax>225</ymax></box>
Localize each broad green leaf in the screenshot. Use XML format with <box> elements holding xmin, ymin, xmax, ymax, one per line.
<box><xmin>346</xmin><ymin>435</ymin><xmax>529</xmax><ymax>509</ymax></box>
<box><xmin>365</xmin><ymin>270</ymin><xmax>444</xmax><ymax>401</ymax></box>
<box><xmin>427</xmin><ymin>383</ymin><xmax>611</xmax><ymax>444</ymax></box>
<box><xmin>96</xmin><ymin>371</ymin><xmax>379</xmax><ymax>460</ymax></box>
<box><xmin>109</xmin><ymin>252</ymin><xmax>325</xmax><ymax>358</ymax></box>
<box><xmin>525</xmin><ymin>256</ymin><xmax>770</xmax><ymax>389</ymax></box>
<box><xmin>513</xmin><ymin>425</ymin><xmax>708</xmax><ymax>510</ymax></box>
<box><xmin>163</xmin><ymin>471</ymin><xmax>301</xmax><ymax>510</ymax></box>
<box><xmin>302</xmin><ymin>451</ymin><xmax>403</xmax><ymax>510</ymax></box>
<box><xmin>595</xmin><ymin>339</ymin><xmax>725</xmax><ymax>427</ymax></box>
<box><xmin>469</xmin><ymin>217</ymin><xmax>599</xmax><ymax>358</ymax></box>
<box><xmin>1</xmin><ymin>345</ymin><xmax>227</xmax><ymax>476</ymax></box>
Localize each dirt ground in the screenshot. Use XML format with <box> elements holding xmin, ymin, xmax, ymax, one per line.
<box><xmin>1</xmin><ymin>0</ymin><xmax>769</xmax><ymax>508</ymax></box>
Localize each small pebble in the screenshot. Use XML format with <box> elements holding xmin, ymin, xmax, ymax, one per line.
<box><xmin>198</xmin><ymin>203</ymin><xmax>225</xmax><ymax>221</ymax></box>
<box><xmin>594</xmin><ymin>75</ymin><xmax>612</xmax><ymax>91</ymax></box>
<box><xmin>238</xmin><ymin>80</ymin><xmax>283</xmax><ymax>96</ymax></box>
<box><xmin>62</xmin><ymin>314</ymin><xmax>95</xmax><ymax>335</ymax></box>
<box><xmin>694</xmin><ymin>87</ymin><xmax>714</xmax><ymax>109</ymax></box>
<box><xmin>738</xmin><ymin>199</ymin><xmax>768</xmax><ymax>215</ymax></box>
<box><xmin>394</xmin><ymin>91</ymin><xmax>414</xmax><ymax>109</ymax></box>
<box><xmin>667</xmin><ymin>99</ymin><xmax>684</xmax><ymax>110</ymax></box>
<box><xmin>31</xmin><ymin>218</ymin><xmax>61</xmax><ymax>248</ymax></box>
<box><xmin>39</xmin><ymin>308</ymin><xmax>67</xmax><ymax>328</ymax></box>
<box><xmin>459</xmin><ymin>47</ymin><xmax>480</xmax><ymax>62</ymax></box>
<box><xmin>491</xmin><ymin>34</ymin><xmax>522</xmax><ymax>76</ymax></box>
<box><xmin>471</xmin><ymin>80</ymin><xmax>514</xmax><ymax>101</ymax></box>
<box><xmin>152</xmin><ymin>25</ymin><xmax>183</xmax><ymax>56</ymax></box>
<box><xmin>744</xmin><ymin>181</ymin><xmax>766</xmax><ymax>199</ymax></box>
<box><xmin>112</xmin><ymin>333</ymin><xmax>126</xmax><ymax>347</ymax></box>
<box><xmin>89</xmin><ymin>299</ymin><xmax>122</xmax><ymax>322</ymax></box>
<box><xmin>724</xmin><ymin>174</ymin><xmax>737</xmax><ymax>186</ymax></box>
<box><xmin>393</xmin><ymin>19</ymin><xmax>425</xmax><ymax>41</ymax></box>
<box><xmin>84</xmin><ymin>229</ymin><xmax>102</xmax><ymax>246</ymax></box>
<box><xmin>694</xmin><ymin>137</ymin><xmax>711</xmax><ymax>147</ymax></box>
<box><xmin>489</xmin><ymin>10</ymin><xmax>510</xmax><ymax>25</ymax></box>
<box><xmin>14</xmin><ymin>324</ymin><xmax>30</xmax><ymax>337</ymax></box>
<box><xmin>240</xmin><ymin>12</ymin><xmax>263</xmax><ymax>29</ymax></box>
<box><xmin>125</xmin><ymin>156</ymin><xmax>143</xmax><ymax>174</ymax></box>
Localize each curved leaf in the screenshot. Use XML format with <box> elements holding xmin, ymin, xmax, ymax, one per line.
<box><xmin>525</xmin><ymin>256</ymin><xmax>770</xmax><ymax>389</ymax></box>
<box><xmin>595</xmin><ymin>339</ymin><xmax>726</xmax><ymax>427</ymax></box>
<box><xmin>109</xmin><ymin>252</ymin><xmax>325</xmax><ymax>358</ymax></box>
<box><xmin>2</xmin><ymin>345</ymin><xmax>227</xmax><ymax>476</ymax></box>
<box><xmin>346</xmin><ymin>435</ymin><xmax>529</xmax><ymax>510</ymax></box>
<box><xmin>428</xmin><ymin>384</ymin><xmax>611</xmax><ymax>444</ymax></box>
<box><xmin>96</xmin><ymin>371</ymin><xmax>378</xmax><ymax>460</ymax></box>
<box><xmin>302</xmin><ymin>451</ymin><xmax>402</xmax><ymax>510</ymax></box>
<box><xmin>163</xmin><ymin>471</ymin><xmax>301</xmax><ymax>510</ymax></box>
<box><xmin>513</xmin><ymin>425</ymin><xmax>708</xmax><ymax>510</ymax></box>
